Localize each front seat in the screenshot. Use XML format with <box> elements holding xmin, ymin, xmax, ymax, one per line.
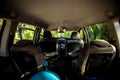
<box><xmin>77</xmin><ymin>39</ymin><xmax>116</xmax><ymax>77</ymax></box>
<box><xmin>67</xmin><ymin>31</ymin><xmax>84</xmax><ymax>57</ymax></box>
<box><xmin>39</xmin><ymin>31</ymin><xmax>56</xmax><ymax>53</ymax></box>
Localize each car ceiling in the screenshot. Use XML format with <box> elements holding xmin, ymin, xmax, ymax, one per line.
<box><xmin>0</xmin><ymin>0</ymin><xmax>120</xmax><ymax>30</ymax></box>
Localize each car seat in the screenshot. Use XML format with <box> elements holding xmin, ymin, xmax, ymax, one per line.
<box><xmin>77</xmin><ymin>39</ymin><xmax>116</xmax><ymax>77</ymax></box>
<box><xmin>67</xmin><ymin>31</ymin><xmax>84</xmax><ymax>57</ymax></box>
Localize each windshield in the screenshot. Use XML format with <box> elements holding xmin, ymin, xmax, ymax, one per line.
<box><xmin>51</xmin><ymin>30</ymin><xmax>73</xmax><ymax>38</ymax></box>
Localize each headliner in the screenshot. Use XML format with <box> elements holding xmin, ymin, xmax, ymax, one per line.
<box><xmin>0</xmin><ymin>0</ymin><xmax>120</xmax><ymax>30</ymax></box>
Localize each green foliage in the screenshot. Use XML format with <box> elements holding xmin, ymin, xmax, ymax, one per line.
<box><xmin>22</xmin><ymin>30</ymin><xmax>34</xmax><ymax>40</ymax></box>
<box><xmin>64</xmin><ymin>30</ymin><xmax>73</xmax><ymax>38</ymax></box>
<box><xmin>79</xmin><ymin>30</ymin><xmax>84</xmax><ymax>39</ymax></box>
<box><xmin>51</xmin><ymin>30</ymin><xmax>73</xmax><ymax>38</ymax></box>
<box><xmin>87</xmin><ymin>27</ymin><xmax>94</xmax><ymax>41</ymax></box>
<box><xmin>0</xmin><ymin>19</ymin><xmax>3</xmax><ymax>31</ymax></box>
<box><xmin>51</xmin><ymin>31</ymin><xmax>58</xmax><ymax>38</ymax></box>
<box><xmin>88</xmin><ymin>22</ymin><xmax>110</xmax><ymax>41</ymax></box>
<box><xmin>14</xmin><ymin>22</ymin><xmax>110</xmax><ymax>44</ymax></box>
<box><xmin>14</xmin><ymin>23</ymin><xmax>35</xmax><ymax>43</ymax></box>
<box><xmin>14</xmin><ymin>30</ymin><xmax>20</xmax><ymax>42</ymax></box>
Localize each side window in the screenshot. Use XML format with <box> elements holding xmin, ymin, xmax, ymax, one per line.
<box><xmin>87</xmin><ymin>22</ymin><xmax>110</xmax><ymax>42</ymax></box>
<box><xmin>40</xmin><ymin>28</ymin><xmax>74</xmax><ymax>38</ymax></box>
<box><xmin>0</xmin><ymin>19</ymin><xmax>3</xmax><ymax>32</ymax></box>
<box><xmin>0</xmin><ymin>19</ymin><xmax>4</xmax><ymax>43</ymax></box>
<box><xmin>51</xmin><ymin>30</ymin><xmax>73</xmax><ymax>38</ymax></box>
<box><xmin>14</xmin><ymin>23</ymin><xmax>35</xmax><ymax>43</ymax></box>
<box><xmin>79</xmin><ymin>29</ymin><xmax>84</xmax><ymax>39</ymax></box>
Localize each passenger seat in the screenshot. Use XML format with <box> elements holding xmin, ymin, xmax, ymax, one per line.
<box><xmin>67</xmin><ymin>31</ymin><xmax>84</xmax><ymax>57</ymax></box>
<box><xmin>77</xmin><ymin>39</ymin><xmax>116</xmax><ymax>77</ymax></box>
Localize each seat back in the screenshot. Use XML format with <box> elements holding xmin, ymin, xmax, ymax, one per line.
<box><xmin>40</xmin><ymin>40</ymin><xmax>56</xmax><ymax>53</ymax></box>
<box><xmin>77</xmin><ymin>39</ymin><xmax>116</xmax><ymax>76</ymax></box>
<box><xmin>43</xmin><ymin>31</ymin><xmax>52</xmax><ymax>38</ymax></box>
<box><xmin>67</xmin><ymin>32</ymin><xmax>84</xmax><ymax>54</ymax></box>
<box><xmin>40</xmin><ymin>31</ymin><xmax>56</xmax><ymax>53</ymax></box>
<box><xmin>67</xmin><ymin>40</ymin><xmax>84</xmax><ymax>53</ymax></box>
<box><xmin>10</xmin><ymin>41</ymin><xmax>45</xmax><ymax>73</ymax></box>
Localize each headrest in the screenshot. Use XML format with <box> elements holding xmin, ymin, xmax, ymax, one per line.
<box><xmin>71</xmin><ymin>32</ymin><xmax>80</xmax><ymax>39</ymax></box>
<box><xmin>90</xmin><ymin>39</ymin><xmax>110</xmax><ymax>47</ymax></box>
<box><xmin>43</xmin><ymin>31</ymin><xmax>52</xmax><ymax>38</ymax></box>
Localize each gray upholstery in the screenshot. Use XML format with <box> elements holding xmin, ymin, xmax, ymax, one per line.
<box><xmin>71</xmin><ymin>31</ymin><xmax>80</xmax><ymax>39</ymax></box>
<box><xmin>90</xmin><ymin>39</ymin><xmax>110</xmax><ymax>47</ymax></box>
<box><xmin>77</xmin><ymin>39</ymin><xmax>116</xmax><ymax>76</ymax></box>
<box><xmin>67</xmin><ymin>32</ymin><xmax>84</xmax><ymax>53</ymax></box>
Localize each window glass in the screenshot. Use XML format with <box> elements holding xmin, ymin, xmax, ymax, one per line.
<box><xmin>40</xmin><ymin>29</ymin><xmax>74</xmax><ymax>39</ymax></box>
<box><xmin>14</xmin><ymin>23</ymin><xmax>35</xmax><ymax>43</ymax></box>
<box><xmin>0</xmin><ymin>19</ymin><xmax>3</xmax><ymax>32</ymax></box>
<box><xmin>41</xmin><ymin>30</ymin><xmax>83</xmax><ymax>39</ymax></box>
<box><xmin>79</xmin><ymin>29</ymin><xmax>84</xmax><ymax>39</ymax></box>
<box><xmin>40</xmin><ymin>28</ymin><xmax>84</xmax><ymax>39</ymax></box>
<box><xmin>51</xmin><ymin>30</ymin><xmax>73</xmax><ymax>38</ymax></box>
<box><xmin>0</xmin><ymin>19</ymin><xmax>4</xmax><ymax>43</ymax></box>
<box><xmin>87</xmin><ymin>22</ymin><xmax>110</xmax><ymax>41</ymax></box>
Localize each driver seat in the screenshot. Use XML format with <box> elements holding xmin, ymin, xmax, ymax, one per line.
<box><xmin>40</xmin><ymin>31</ymin><xmax>56</xmax><ymax>53</ymax></box>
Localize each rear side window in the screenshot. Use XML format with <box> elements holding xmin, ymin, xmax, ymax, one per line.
<box><xmin>40</xmin><ymin>28</ymin><xmax>74</xmax><ymax>38</ymax></box>
<box><xmin>51</xmin><ymin>30</ymin><xmax>73</xmax><ymax>38</ymax></box>
<box><xmin>0</xmin><ymin>19</ymin><xmax>3</xmax><ymax>32</ymax></box>
<box><xmin>79</xmin><ymin>29</ymin><xmax>84</xmax><ymax>39</ymax></box>
<box><xmin>87</xmin><ymin>22</ymin><xmax>110</xmax><ymax>42</ymax></box>
<box><xmin>14</xmin><ymin>23</ymin><xmax>35</xmax><ymax>43</ymax></box>
<box><xmin>0</xmin><ymin>19</ymin><xmax>4</xmax><ymax>44</ymax></box>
